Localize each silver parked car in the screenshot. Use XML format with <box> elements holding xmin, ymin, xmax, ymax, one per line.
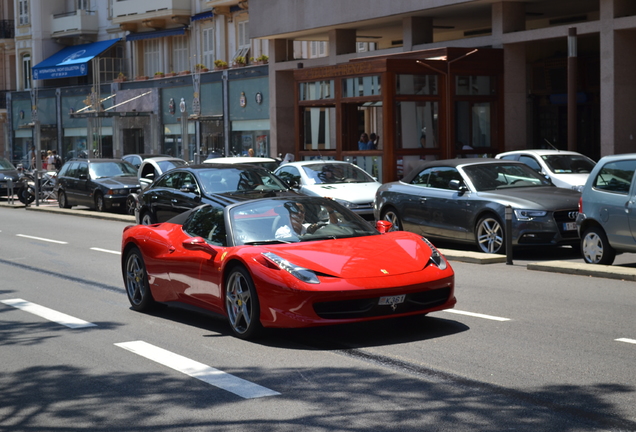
<box><xmin>576</xmin><ymin>153</ymin><xmax>636</xmax><ymax>265</ymax></box>
<box><xmin>374</xmin><ymin>159</ymin><xmax>581</xmax><ymax>254</ymax></box>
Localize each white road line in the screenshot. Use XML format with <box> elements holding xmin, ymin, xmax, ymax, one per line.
<box><xmin>115</xmin><ymin>341</ymin><xmax>280</xmax><ymax>399</ymax></box>
<box><xmin>1</xmin><ymin>298</ymin><xmax>97</xmax><ymax>329</ymax></box>
<box><xmin>90</xmin><ymin>247</ymin><xmax>121</xmax><ymax>255</ymax></box>
<box><xmin>616</xmin><ymin>338</ymin><xmax>636</xmax><ymax>345</ymax></box>
<box><xmin>443</xmin><ymin>309</ymin><xmax>511</xmax><ymax>322</ymax></box>
<box><xmin>16</xmin><ymin>234</ymin><xmax>68</xmax><ymax>244</ymax></box>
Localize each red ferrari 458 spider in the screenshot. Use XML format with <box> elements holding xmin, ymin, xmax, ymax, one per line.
<box><xmin>121</xmin><ymin>196</ymin><xmax>456</xmax><ymax>339</ymax></box>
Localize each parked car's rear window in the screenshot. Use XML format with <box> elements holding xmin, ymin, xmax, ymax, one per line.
<box><xmin>592</xmin><ymin>160</ymin><xmax>636</xmax><ymax>194</ymax></box>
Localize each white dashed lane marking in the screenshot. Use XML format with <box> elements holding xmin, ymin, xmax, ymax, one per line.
<box><xmin>1</xmin><ymin>298</ymin><xmax>97</xmax><ymax>329</ymax></box>
<box><xmin>16</xmin><ymin>234</ymin><xmax>68</xmax><ymax>244</ymax></box>
<box><xmin>616</xmin><ymin>338</ymin><xmax>636</xmax><ymax>345</ymax></box>
<box><xmin>90</xmin><ymin>247</ymin><xmax>121</xmax><ymax>255</ymax></box>
<box><xmin>115</xmin><ymin>341</ymin><xmax>280</xmax><ymax>399</ymax></box>
<box><xmin>443</xmin><ymin>309</ymin><xmax>511</xmax><ymax>322</ymax></box>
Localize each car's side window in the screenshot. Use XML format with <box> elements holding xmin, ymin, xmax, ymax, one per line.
<box><xmin>428</xmin><ymin>167</ymin><xmax>463</xmax><ymax>190</ymax></box>
<box><xmin>156</xmin><ymin>172</ymin><xmax>180</xmax><ymax>188</ymax></box>
<box><xmin>65</xmin><ymin>162</ymin><xmax>78</xmax><ymax>178</ymax></box>
<box><xmin>593</xmin><ymin>160</ymin><xmax>636</xmax><ymax>194</ymax></box>
<box><xmin>181</xmin><ymin>173</ymin><xmax>200</xmax><ymax>193</ymax></box>
<box><xmin>184</xmin><ymin>205</ymin><xmax>227</xmax><ymax>246</ymax></box>
<box><xmin>519</xmin><ymin>155</ymin><xmax>542</xmax><ymax>172</ymax></box>
<box><xmin>411</xmin><ymin>168</ymin><xmax>431</xmax><ymax>186</ymax></box>
<box><xmin>277</xmin><ymin>167</ymin><xmax>301</xmax><ymax>185</ymax></box>
<box><xmin>77</xmin><ymin>163</ymin><xmax>88</xmax><ymax>178</ymax></box>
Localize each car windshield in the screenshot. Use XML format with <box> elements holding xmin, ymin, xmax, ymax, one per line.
<box><xmin>156</xmin><ymin>160</ymin><xmax>187</xmax><ymax>172</ymax></box>
<box><xmin>90</xmin><ymin>161</ymin><xmax>138</xmax><ymax>178</ymax></box>
<box><xmin>463</xmin><ymin>163</ymin><xmax>552</xmax><ymax>191</ymax></box>
<box><xmin>197</xmin><ymin>167</ymin><xmax>289</xmax><ymax>194</ymax></box>
<box><xmin>230</xmin><ymin>197</ymin><xmax>377</xmax><ymax>245</ymax></box>
<box><xmin>542</xmin><ymin>154</ymin><xmax>595</xmax><ymax>174</ymax></box>
<box><xmin>0</xmin><ymin>158</ymin><xmax>15</xmax><ymax>170</ymax></box>
<box><xmin>301</xmin><ymin>163</ymin><xmax>375</xmax><ymax>185</ymax></box>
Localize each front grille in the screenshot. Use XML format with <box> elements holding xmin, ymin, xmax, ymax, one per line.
<box><xmin>313</xmin><ymin>287</ymin><xmax>451</xmax><ymax>319</ymax></box>
<box><xmin>554</xmin><ymin>209</ymin><xmax>579</xmax><ymax>238</ymax></box>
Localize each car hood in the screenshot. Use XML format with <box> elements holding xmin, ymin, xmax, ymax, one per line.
<box><xmin>301</xmin><ymin>182</ymin><xmax>381</xmax><ymax>203</ymax></box>
<box><xmin>549</xmin><ymin>173</ymin><xmax>589</xmax><ymax>189</ymax></box>
<box><xmin>477</xmin><ymin>186</ymin><xmax>580</xmax><ymax>209</ymax></box>
<box><xmin>261</xmin><ymin>231</ymin><xmax>435</xmax><ymax>278</ymax></box>
<box><xmin>93</xmin><ymin>176</ymin><xmax>140</xmax><ymax>188</ymax></box>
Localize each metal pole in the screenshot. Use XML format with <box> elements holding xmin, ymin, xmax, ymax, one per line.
<box><xmin>505</xmin><ymin>205</ymin><xmax>513</xmax><ymax>265</ymax></box>
<box><xmin>567</xmin><ymin>27</ymin><xmax>577</xmax><ymax>152</ymax></box>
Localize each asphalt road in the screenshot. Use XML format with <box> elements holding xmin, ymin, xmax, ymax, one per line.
<box><xmin>1</xmin><ymin>205</ymin><xmax>635</xmax><ymax>431</ymax></box>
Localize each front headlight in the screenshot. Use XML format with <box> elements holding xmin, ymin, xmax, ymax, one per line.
<box><xmin>333</xmin><ymin>198</ymin><xmax>357</xmax><ymax>209</ymax></box>
<box><xmin>262</xmin><ymin>252</ymin><xmax>320</xmax><ymax>284</ymax></box>
<box><xmin>514</xmin><ymin>209</ymin><xmax>547</xmax><ymax>221</ymax></box>
<box><xmin>421</xmin><ymin>237</ymin><xmax>447</xmax><ymax>270</ymax></box>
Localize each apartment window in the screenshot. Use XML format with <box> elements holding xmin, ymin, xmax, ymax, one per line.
<box><xmin>22</xmin><ymin>54</ymin><xmax>31</xmax><ymax>90</ymax></box>
<box><xmin>310</xmin><ymin>41</ymin><xmax>327</xmax><ymax>58</ymax></box>
<box><xmin>172</xmin><ymin>35</ymin><xmax>189</xmax><ymax>72</ymax></box>
<box><xmin>107</xmin><ymin>0</ymin><xmax>113</xmax><ymax>19</ymax></box>
<box><xmin>233</xmin><ymin>20</ymin><xmax>250</xmax><ymax>61</ymax></box>
<box><xmin>19</xmin><ymin>0</ymin><xmax>29</xmax><ymax>25</ymax></box>
<box><xmin>202</xmin><ymin>28</ymin><xmax>215</xmax><ymax>68</ymax></box>
<box><xmin>143</xmin><ymin>39</ymin><xmax>161</xmax><ymax>76</ymax></box>
<box><xmin>77</xmin><ymin>0</ymin><xmax>90</xmax><ymax>10</ymax></box>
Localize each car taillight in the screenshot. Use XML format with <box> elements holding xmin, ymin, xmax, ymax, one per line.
<box><xmin>578</xmin><ymin>196</ymin><xmax>583</xmax><ymax>213</ymax></box>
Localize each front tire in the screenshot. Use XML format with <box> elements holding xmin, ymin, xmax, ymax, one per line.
<box><xmin>581</xmin><ymin>226</ymin><xmax>616</xmax><ymax>265</ymax></box>
<box><xmin>225</xmin><ymin>266</ymin><xmax>261</xmax><ymax>339</ymax></box>
<box><xmin>18</xmin><ymin>187</ymin><xmax>35</xmax><ymax>205</ymax></box>
<box><xmin>94</xmin><ymin>192</ymin><xmax>105</xmax><ymax>212</ymax></box>
<box><xmin>381</xmin><ymin>207</ymin><xmax>402</xmax><ymax>231</ymax></box>
<box><xmin>124</xmin><ymin>247</ymin><xmax>155</xmax><ymax>311</ymax></box>
<box><xmin>140</xmin><ymin>211</ymin><xmax>156</xmax><ymax>225</ymax></box>
<box><xmin>476</xmin><ymin>215</ymin><xmax>505</xmax><ymax>254</ymax></box>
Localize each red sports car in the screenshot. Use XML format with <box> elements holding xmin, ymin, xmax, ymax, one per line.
<box><xmin>121</xmin><ymin>196</ymin><xmax>456</xmax><ymax>339</ymax></box>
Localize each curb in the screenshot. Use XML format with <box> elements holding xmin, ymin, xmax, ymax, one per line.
<box><xmin>438</xmin><ymin>248</ymin><xmax>507</xmax><ymax>264</ymax></box>
<box><xmin>527</xmin><ymin>260</ymin><xmax>636</xmax><ymax>281</ymax></box>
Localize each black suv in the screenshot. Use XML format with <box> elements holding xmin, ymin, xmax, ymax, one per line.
<box><xmin>56</xmin><ymin>159</ymin><xmax>140</xmax><ymax>212</ymax></box>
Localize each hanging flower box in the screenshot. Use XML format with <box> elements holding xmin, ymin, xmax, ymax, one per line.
<box><xmin>134</xmin><ymin>75</ymin><xmax>149</xmax><ymax>81</ymax></box>
<box><xmin>179</xmin><ymin>70</ymin><xmax>191</xmax><ymax>76</ymax></box>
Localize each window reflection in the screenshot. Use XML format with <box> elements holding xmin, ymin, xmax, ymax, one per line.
<box><xmin>303</xmin><ymin>107</ymin><xmax>336</xmax><ymax>150</ymax></box>
<box><xmin>395</xmin><ymin>101</ymin><xmax>439</xmax><ymax>149</ymax></box>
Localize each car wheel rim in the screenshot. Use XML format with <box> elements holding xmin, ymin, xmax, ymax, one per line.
<box><xmin>59</xmin><ymin>193</ymin><xmax>65</xmax><ymax>207</ymax></box>
<box><xmin>383</xmin><ymin>211</ymin><xmax>400</xmax><ymax>231</ymax></box>
<box><xmin>477</xmin><ymin>218</ymin><xmax>503</xmax><ymax>253</ymax></box>
<box><xmin>141</xmin><ymin>214</ymin><xmax>152</xmax><ymax>225</ymax></box>
<box><xmin>225</xmin><ymin>271</ymin><xmax>252</xmax><ymax>335</ymax></box>
<box><xmin>96</xmin><ymin>196</ymin><xmax>103</xmax><ymax>211</ymax></box>
<box><xmin>583</xmin><ymin>232</ymin><xmax>603</xmax><ymax>263</ymax></box>
<box><xmin>125</xmin><ymin>253</ymin><xmax>146</xmax><ymax>306</ymax></box>
<box><xmin>126</xmin><ymin>197</ymin><xmax>136</xmax><ymax>215</ymax></box>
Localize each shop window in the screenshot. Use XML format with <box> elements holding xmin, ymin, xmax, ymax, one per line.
<box><xmin>299</xmin><ymin>81</ymin><xmax>334</xmax><ymax>101</ymax></box>
<box><xmin>455</xmin><ymin>101</ymin><xmax>491</xmax><ymax>149</ymax></box>
<box><xmin>342</xmin><ymin>75</ymin><xmax>381</xmax><ymax>98</ymax></box>
<box><xmin>396</xmin><ymin>74</ymin><xmax>438</xmax><ymax>95</ymax></box>
<box><xmin>395</xmin><ymin>101</ymin><xmax>439</xmax><ymax>149</ymax></box>
<box><xmin>455</xmin><ymin>75</ymin><xmax>495</xmax><ymax>96</ymax></box>
<box><xmin>302</xmin><ymin>107</ymin><xmax>336</xmax><ymax>151</ymax></box>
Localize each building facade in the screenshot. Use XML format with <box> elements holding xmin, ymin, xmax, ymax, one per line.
<box><xmin>252</xmin><ymin>0</ymin><xmax>636</xmax><ymax>181</ymax></box>
<box><xmin>5</xmin><ymin>0</ymin><xmax>269</xmax><ymax>169</ymax></box>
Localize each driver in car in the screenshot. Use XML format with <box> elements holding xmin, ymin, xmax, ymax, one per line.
<box><xmin>275</xmin><ymin>202</ymin><xmax>339</xmax><ymax>239</ymax></box>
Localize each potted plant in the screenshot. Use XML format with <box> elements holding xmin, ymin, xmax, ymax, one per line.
<box><xmin>135</xmin><ymin>75</ymin><xmax>149</xmax><ymax>81</ymax></box>
<box><xmin>255</xmin><ymin>55</ymin><xmax>269</xmax><ymax>65</ymax></box>
<box><xmin>165</xmin><ymin>71</ymin><xmax>177</xmax><ymax>77</ymax></box>
<box><xmin>114</xmin><ymin>72</ymin><xmax>126</xmax><ymax>83</ymax></box>
<box><xmin>179</xmin><ymin>69</ymin><xmax>191</xmax><ymax>75</ymax></box>
<box><xmin>195</xmin><ymin>63</ymin><xmax>209</xmax><ymax>73</ymax></box>
<box><xmin>154</xmin><ymin>71</ymin><xmax>165</xmax><ymax>78</ymax></box>
<box><xmin>214</xmin><ymin>59</ymin><xmax>228</xmax><ymax>70</ymax></box>
<box><xmin>233</xmin><ymin>56</ymin><xmax>246</xmax><ymax>67</ymax></box>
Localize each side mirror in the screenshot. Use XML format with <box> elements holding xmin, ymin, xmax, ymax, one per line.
<box><xmin>180</xmin><ymin>183</ymin><xmax>197</xmax><ymax>193</ymax></box>
<box><xmin>448</xmin><ymin>179</ymin><xmax>468</xmax><ymax>194</ymax></box>
<box><xmin>376</xmin><ymin>220</ymin><xmax>393</xmax><ymax>233</ymax></box>
<box><xmin>182</xmin><ymin>237</ymin><xmax>218</xmax><ymax>257</ymax></box>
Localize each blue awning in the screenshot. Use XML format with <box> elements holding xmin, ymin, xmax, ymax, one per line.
<box><xmin>191</xmin><ymin>11</ymin><xmax>213</xmax><ymax>22</ymax></box>
<box><xmin>126</xmin><ymin>27</ymin><xmax>186</xmax><ymax>42</ymax></box>
<box><xmin>32</xmin><ymin>38</ymin><xmax>121</xmax><ymax>80</ymax></box>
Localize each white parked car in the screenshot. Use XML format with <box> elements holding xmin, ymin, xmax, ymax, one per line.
<box><xmin>274</xmin><ymin>160</ymin><xmax>381</xmax><ymax>220</ymax></box>
<box><xmin>203</xmin><ymin>156</ymin><xmax>280</xmax><ymax>171</ymax></box>
<box><xmin>495</xmin><ymin>149</ymin><xmax>595</xmax><ymax>191</ymax></box>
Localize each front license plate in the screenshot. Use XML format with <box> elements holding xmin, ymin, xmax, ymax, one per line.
<box><xmin>378</xmin><ymin>295</ymin><xmax>405</xmax><ymax>306</ymax></box>
<box><xmin>563</xmin><ymin>222</ymin><xmax>577</xmax><ymax>231</ymax></box>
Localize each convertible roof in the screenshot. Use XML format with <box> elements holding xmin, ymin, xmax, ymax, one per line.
<box><xmin>401</xmin><ymin>158</ymin><xmax>522</xmax><ymax>183</ymax></box>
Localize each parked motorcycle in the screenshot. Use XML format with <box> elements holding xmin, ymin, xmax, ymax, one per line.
<box><xmin>16</xmin><ymin>170</ymin><xmax>57</xmax><ymax>205</ymax></box>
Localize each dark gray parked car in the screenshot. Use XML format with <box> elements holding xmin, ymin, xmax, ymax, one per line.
<box><xmin>374</xmin><ymin>159</ymin><xmax>581</xmax><ymax>254</ymax></box>
<box><xmin>0</xmin><ymin>157</ymin><xmax>20</xmax><ymax>197</ymax></box>
<box><xmin>576</xmin><ymin>153</ymin><xmax>636</xmax><ymax>265</ymax></box>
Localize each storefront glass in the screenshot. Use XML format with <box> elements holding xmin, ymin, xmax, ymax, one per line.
<box><xmin>396</xmin><ymin>74</ymin><xmax>438</xmax><ymax>95</ymax></box>
<box><xmin>299</xmin><ymin>80</ymin><xmax>334</xmax><ymax>100</ymax></box>
<box><xmin>302</xmin><ymin>107</ymin><xmax>336</xmax><ymax>151</ymax></box>
<box><xmin>395</xmin><ymin>101</ymin><xmax>439</xmax><ymax>149</ymax></box>
<box><xmin>342</xmin><ymin>75</ymin><xmax>381</xmax><ymax>97</ymax></box>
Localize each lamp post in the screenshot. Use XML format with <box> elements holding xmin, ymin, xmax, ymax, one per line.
<box><xmin>567</xmin><ymin>27</ymin><xmax>577</xmax><ymax>152</ymax></box>
<box><xmin>179</xmin><ymin>98</ymin><xmax>189</xmax><ymax>161</ymax></box>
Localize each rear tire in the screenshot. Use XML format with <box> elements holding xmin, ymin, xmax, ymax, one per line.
<box><xmin>141</xmin><ymin>211</ymin><xmax>156</xmax><ymax>225</ymax></box>
<box><xmin>58</xmin><ymin>190</ymin><xmax>71</xmax><ymax>208</ymax></box>
<box><xmin>126</xmin><ymin>194</ymin><xmax>137</xmax><ymax>215</ymax></box>
<box><xmin>18</xmin><ymin>187</ymin><xmax>35</xmax><ymax>205</ymax></box>
<box><xmin>581</xmin><ymin>226</ymin><xmax>616</xmax><ymax>265</ymax></box>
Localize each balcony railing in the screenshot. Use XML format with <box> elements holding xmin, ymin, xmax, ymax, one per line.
<box><xmin>51</xmin><ymin>10</ymin><xmax>98</xmax><ymax>36</ymax></box>
<box><xmin>0</xmin><ymin>20</ymin><xmax>15</xmax><ymax>39</ymax></box>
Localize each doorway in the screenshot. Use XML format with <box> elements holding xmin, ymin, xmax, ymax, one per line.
<box><xmin>123</xmin><ymin>129</ymin><xmax>144</xmax><ymax>155</ymax></box>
